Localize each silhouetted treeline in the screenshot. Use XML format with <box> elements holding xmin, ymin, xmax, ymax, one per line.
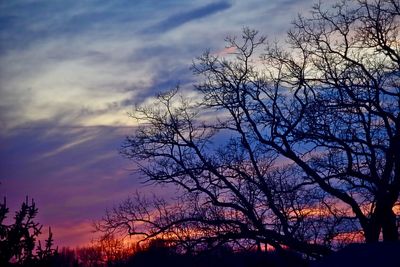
<box><xmin>51</xmin><ymin>238</ymin><xmax>309</xmax><ymax>267</ymax></box>
<box><xmin>1</xmin><ymin>197</ymin><xmax>397</xmax><ymax>267</ymax></box>
<box><xmin>45</xmin><ymin>238</ymin><xmax>400</xmax><ymax>267</ymax></box>
<box><xmin>128</xmin><ymin>239</ymin><xmax>309</xmax><ymax>267</ymax></box>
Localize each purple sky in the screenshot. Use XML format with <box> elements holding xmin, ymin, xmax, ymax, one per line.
<box><xmin>0</xmin><ymin>0</ymin><xmax>319</xmax><ymax>247</ymax></box>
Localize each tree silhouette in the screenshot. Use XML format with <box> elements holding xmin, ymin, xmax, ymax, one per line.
<box><xmin>98</xmin><ymin>0</ymin><xmax>400</xmax><ymax>258</ymax></box>
<box><xmin>261</xmin><ymin>0</ymin><xmax>400</xmax><ymax>242</ymax></box>
<box><xmin>0</xmin><ymin>197</ymin><xmax>57</xmax><ymax>266</ymax></box>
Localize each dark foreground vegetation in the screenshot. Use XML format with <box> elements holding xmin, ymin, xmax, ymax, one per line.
<box><xmin>2</xmin><ymin>197</ymin><xmax>397</xmax><ymax>267</ymax></box>
<box><xmin>51</xmin><ymin>240</ymin><xmax>309</xmax><ymax>267</ymax></box>
<box><xmin>0</xmin><ymin>197</ymin><xmax>56</xmax><ymax>267</ymax></box>
<box><xmin>1</xmin><ymin>197</ymin><xmax>307</xmax><ymax>267</ymax></box>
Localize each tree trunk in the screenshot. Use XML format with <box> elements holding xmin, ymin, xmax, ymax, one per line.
<box><xmin>364</xmin><ymin>220</ymin><xmax>380</xmax><ymax>243</ymax></box>
<box><xmin>366</xmin><ymin>198</ymin><xmax>399</xmax><ymax>243</ymax></box>
<box><xmin>381</xmin><ymin>206</ymin><xmax>399</xmax><ymax>241</ymax></box>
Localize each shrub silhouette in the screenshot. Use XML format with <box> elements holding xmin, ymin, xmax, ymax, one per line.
<box><xmin>0</xmin><ymin>197</ymin><xmax>57</xmax><ymax>266</ymax></box>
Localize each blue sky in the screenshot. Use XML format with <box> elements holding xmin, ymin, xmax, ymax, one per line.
<box><xmin>0</xmin><ymin>0</ymin><xmax>316</xmax><ymax>247</ymax></box>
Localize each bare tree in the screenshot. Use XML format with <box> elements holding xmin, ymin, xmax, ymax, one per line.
<box><xmin>261</xmin><ymin>0</ymin><xmax>400</xmax><ymax>242</ymax></box>
<box><xmin>98</xmin><ymin>0</ymin><xmax>400</xmax><ymax>258</ymax></box>
<box><xmin>97</xmin><ymin>84</ymin><xmax>346</xmax><ymax>257</ymax></box>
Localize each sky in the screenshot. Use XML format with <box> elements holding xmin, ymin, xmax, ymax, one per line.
<box><xmin>0</xmin><ymin>0</ymin><xmax>317</xmax><ymax>248</ymax></box>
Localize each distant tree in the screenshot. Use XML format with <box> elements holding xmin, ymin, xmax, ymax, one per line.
<box><xmin>76</xmin><ymin>246</ymin><xmax>103</xmax><ymax>267</ymax></box>
<box><xmin>0</xmin><ymin>197</ymin><xmax>57</xmax><ymax>266</ymax></box>
<box><xmin>53</xmin><ymin>247</ymin><xmax>79</xmax><ymax>267</ymax></box>
<box><xmin>98</xmin><ymin>0</ymin><xmax>400</xmax><ymax>258</ymax></box>
<box><xmin>96</xmin><ymin>233</ymin><xmax>134</xmax><ymax>264</ymax></box>
<box><xmin>62</xmin><ymin>234</ymin><xmax>135</xmax><ymax>267</ymax></box>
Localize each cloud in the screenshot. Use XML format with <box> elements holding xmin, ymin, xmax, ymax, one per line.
<box><xmin>39</xmin><ymin>135</ymin><xmax>94</xmax><ymax>159</ymax></box>
<box><xmin>0</xmin><ymin>0</ymin><xmax>315</xmax><ymax>132</ymax></box>
<box><xmin>144</xmin><ymin>1</ymin><xmax>231</xmax><ymax>34</ymax></box>
<box><xmin>50</xmin><ymin>220</ymin><xmax>97</xmax><ymax>247</ymax></box>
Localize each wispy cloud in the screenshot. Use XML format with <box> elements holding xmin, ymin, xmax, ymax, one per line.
<box><xmin>39</xmin><ymin>135</ymin><xmax>94</xmax><ymax>159</ymax></box>
<box><xmin>144</xmin><ymin>1</ymin><xmax>231</xmax><ymax>34</ymax></box>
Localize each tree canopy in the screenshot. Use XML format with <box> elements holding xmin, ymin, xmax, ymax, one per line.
<box><xmin>98</xmin><ymin>0</ymin><xmax>400</xmax><ymax>258</ymax></box>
